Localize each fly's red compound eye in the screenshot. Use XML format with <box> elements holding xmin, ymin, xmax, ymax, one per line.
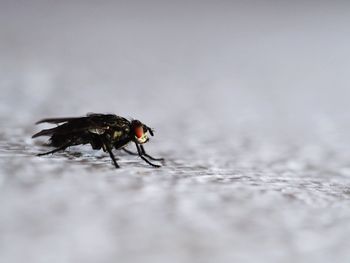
<box><xmin>135</xmin><ymin>126</ymin><xmax>144</xmax><ymax>138</ymax></box>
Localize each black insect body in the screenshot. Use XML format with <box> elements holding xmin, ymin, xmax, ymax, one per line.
<box><xmin>32</xmin><ymin>113</ymin><xmax>164</xmax><ymax>168</ymax></box>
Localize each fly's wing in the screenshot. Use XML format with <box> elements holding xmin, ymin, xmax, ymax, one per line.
<box><xmin>32</xmin><ymin>114</ymin><xmax>130</xmax><ymax>138</ymax></box>
<box><xmin>33</xmin><ymin>116</ymin><xmax>91</xmax><ymax>138</ymax></box>
<box><xmin>35</xmin><ymin>117</ymin><xmax>84</xmax><ymax>124</ymax></box>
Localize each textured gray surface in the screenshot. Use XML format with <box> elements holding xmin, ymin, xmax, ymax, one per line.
<box><xmin>1</xmin><ymin>1</ymin><xmax>350</xmax><ymax>262</ymax></box>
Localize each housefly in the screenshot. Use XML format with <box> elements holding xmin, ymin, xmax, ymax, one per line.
<box><xmin>32</xmin><ymin>113</ymin><xmax>164</xmax><ymax>168</ymax></box>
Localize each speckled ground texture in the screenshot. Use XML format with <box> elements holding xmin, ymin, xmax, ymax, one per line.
<box><xmin>1</xmin><ymin>1</ymin><xmax>350</xmax><ymax>263</ymax></box>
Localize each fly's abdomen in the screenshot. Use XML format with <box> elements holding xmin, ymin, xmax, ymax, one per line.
<box><xmin>50</xmin><ymin>134</ymin><xmax>71</xmax><ymax>147</ymax></box>
<box><xmin>50</xmin><ymin>133</ymin><xmax>87</xmax><ymax>147</ymax></box>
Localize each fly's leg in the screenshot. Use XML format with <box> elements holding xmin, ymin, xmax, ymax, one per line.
<box><xmin>140</xmin><ymin>145</ymin><xmax>164</xmax><ymax>161</ymax></box>
<box><xmin>123</xmin><ymin>146</ymin><xmax>164</xmax><ymax>162</ymax></box>
<box><xmin>122</xmin><ymin>148</ymin><xmax>138</xmax><ymax>156</ymax></box>
<box><xmin>37</xmin><ymin>141</ymin><xmax>72</xmax><ymax>156</ymax></box>
<box><xmin>135</xmin><ymin>143</ymin><xmax>161</xmax><ymax>168</ymax></box>
<box><xmin>101</xmin><ymin>136</ymin><xmax>120</xmax><ymax>169</ymax></box>
<box><xmin>106</xmin><ymin>146</ymin><xmax>119</xmax><ymax>168</ymax></box>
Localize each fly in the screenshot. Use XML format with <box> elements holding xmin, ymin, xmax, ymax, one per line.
<box><xmin>32</xmin><ymin>113</ymin><xmax>164</xmax><ymax>168</ymax></box>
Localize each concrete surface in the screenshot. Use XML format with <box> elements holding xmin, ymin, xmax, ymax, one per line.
<box><xmin>1</xmin><ymin>1</ymin><xmax>350</xmax><ymax>262</ymax></box>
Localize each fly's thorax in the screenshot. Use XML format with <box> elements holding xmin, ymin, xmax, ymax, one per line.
<box><xmin>113</xmin><ymin>130</ymin><xmax>123</xmax><ymax>139</ymax></box>
<box><xmin>89</xmin><ymin>128</ymin><xmax>105</xmax><ymax>135</ymax></box>
<box><xmin>112</xmin><ymin>127</ymin><xmax>129</xmax><ymax>140</ymax></box>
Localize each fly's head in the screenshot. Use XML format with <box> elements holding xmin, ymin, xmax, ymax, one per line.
<box><xmin>131</xmin><ymin>120</ymin><xmax>154</xmax><ymax>144</ymax></box>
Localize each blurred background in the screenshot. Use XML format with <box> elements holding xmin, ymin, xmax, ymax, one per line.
<box><xmin>1</xmin><ymin>1</ymin><xmax>350</xmax><ymax>263</ymax></box>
